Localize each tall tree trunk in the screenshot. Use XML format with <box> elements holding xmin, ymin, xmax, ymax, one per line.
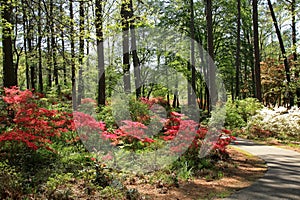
<box><xmin>206</xmin><ymin>0</ymin><xmax>216</xmax><ymax>110</ymax></box>
<box><xmin>22</xmin><ymin>1</ymin><xmax>30</xmax><ymax>89</ymax></box>
<box><xmin>47</xmin><ymin>33</ymin><xmax>52</xmax><ymax>89</ymax></box>
<box><xmin>246</xmin><ymin>30</ymin><xmax>256</xmax><ymax>97</ymax></box>
<box><xmin>235</xmin><ymin>0</ymin><xmax>241</xmax><ymax>100</ymax></box>
<box><xmin>86</xmin><ymin>4</ymin><xmax>90</xmax><ymax>93</ymax></box>
<box><xmin>60</xmin><ymin>2</ymin><xmax>67</xmax><ymax>86</ymax></box>
<box><xmin>96</xmin><ymin>0</ymin><xmax>106</xmax><ymax>106</ymax></box>
<box><xmin>38</xmin><ymin>1</ymin><xmax>43</xmax><ymax>93</ymax></box>
<box><xmin>253</xmin><ymin>0</ymin><xmax>262</xmax><ymax>101</ymax></box>
<box><xmin>129</xmin><ymin>0</ymin><xmax>141</xmax><ymax>99</ymax></box>
<box><xmin>13</xmin><ymin>6</ymin><xmax>19</xmax><ymax>86</ymax></box>
<box><xmin>28</xmin><ymin>20</ymin><xmax>36</xmax><ymax>90</ymax></box>
<box><xmin>267</xmin><ymin>0</ymin><xmax>293</xmax><ymax>107</ymax></box>
<box><xmin>70</xmin><ymin>0</ymin><xmax>76</xmax><ymax>109</ymax></box>
<box><xmin>26</xmin><ymin>0</ymin><xmax>35</xmax><ymax>90</ymax></box>
<box><xmin>77</xmin><ymin>0</ymin><xmax>85</xmax><ymax>105</ymax></box>
<box><xmin>291</xmin><ymin>0</ymin><xmax>299</xmax><ymax>107</ymax></box>
<box><xmin>121</xmin><ymin>0</ymin><xmax>131</xmax><ymax>94</ymax></box>
<box><xmin>243</xmin><ymin>54</ymin><xmax>248</xmax><ymax>99</ymax></box>
<box><xmin>50</xmin><ymin>0</ymin><xmax>59</xmax><ymax>93</ymax></box>
<box><xmin>1</xmin><ymin>0</ymin><xmax>17</xmax><ymax>88</ymax></box>
<box><xmin>189</xmin><ymin>0</ymin><xmax>196</xmax><ymax>106</ymax></box>
<box><xmin>127</xmin><ymin>0</ymin><xmax>141</xmax><ymax>99</ymax></box>
<box><xmin>197</xmin><ymin>36</ymin><xmax>205</xmax><ymax>110</ymax></box>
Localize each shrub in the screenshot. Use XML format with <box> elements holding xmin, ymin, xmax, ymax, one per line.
<box><xmin>225</xmin><ymin>102</ymin><xmax>246</xmax><ymax>129</ymax></box>
<box><xmin>246</xmin><ymin>106</ymin><xmax>300</xmax><ymax>140</ymax></box>
<box><xmin>0</xmin><ymin>87</ymin><xmax>75</xmax><ymax>151</ymax></box>
<box><xmin>225</xmin><ymin>98</ymin><xmax>263</xmax><ymax>129</ymax></box>
<box><xmin>236</xmin><ymin>98</ymin><xmax>263</xmax><ymax>122</ymax></box>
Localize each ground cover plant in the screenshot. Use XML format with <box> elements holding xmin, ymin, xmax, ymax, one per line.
<box><xmin>0</xmin><ymin>87</ymin><xmax>239</xmax><ymax>199</ymax></box>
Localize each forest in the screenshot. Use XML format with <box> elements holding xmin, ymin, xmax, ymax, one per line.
<box><xmin>0</xmin><ymin>0</ymin><xmax>300</xmax><ymax>199</ymax></box>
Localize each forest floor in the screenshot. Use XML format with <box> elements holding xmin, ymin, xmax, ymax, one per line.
<box><xmin>125</xmin><ymin>146</ymin><xmax>267</xmax><ymax>200</ymax></box>
<box><xmin>19</xmin><ymin>138</ymin><xmax>300</xmax><ymax>199</ymax></box>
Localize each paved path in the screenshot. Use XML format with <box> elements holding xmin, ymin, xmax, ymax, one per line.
<box><xmin>225</xmin><ymin>138</ymin><xmax>300</xmax><ymax>200</ymax></box>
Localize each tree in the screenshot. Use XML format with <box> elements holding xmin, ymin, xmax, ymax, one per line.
<box><xmin>290</xmin><ymin>0</ymin><xmax>299</xmax><ymax>106</ymax></box>
<box><xmin>235</xmin><ymin>0</ymin><xmax>241</xmax><ymax>100</ymax></box>
<box><xmin>206</xmin><ymin>0</ymin><xmax>216</xmax><ymax>109</ymax></box>
<box><xmin>267</xmin><ymin>0</ymin><xmax>293</xmax><ymax>107</ymax></box>
<box><xmin>129</xmin><ymin>0</ymin><xmax>142</xmax><ymax>99</ymax></box>
<box><xmin>253</xmin><ymin>0</ymin><xmax>262</xmax><ymax>101</ymax></box>
<box><xmin>77</xmin><ymin>0</ymin><xmax>85</xmax><ymax>104</ymax></box>
<box><xmin>70</xmin><ymin>0</ymin><xmax>77</xmax><ymax>110</ymax></box>
<box><xmin>50</xmin><ymin>0</ymin><xmax>58</xmax><ymax>92</ymax></box>
<box><xmin>121</xmin><ymin>0</ymin><xmax>131</xmax><ymax>94</ymax></box>
<box><xmin>21</xmin><ymin>0</ymin><xmax>30</xmax><ymax>89</ymax></box>
<box><xmin>28</xmin><ymin>1</ymin><xmax>35</xmax><ymax>90</ymax></box>
<box><xmin>96</xmin><ymin>0</ymin><xmax>106</xmax><ymax>106</ymax></box>
<box><xmin>1</xmin><ymin>0</ymin><xmax>17</xmax><ymax>88</ymax></box>
<box><xmin>60</xmin><ymin>1</ymin><xmax>67</xmax><ymax>86</ymax></box>
<box><xmin>38</xmin><ymin>0</ymin><xmax>43</xmax><ymax>93</ymax></box>
<box><xmin>189</xmin><ymin>0</ymin><xmax>196</xmax><ymax>106</ymax></box>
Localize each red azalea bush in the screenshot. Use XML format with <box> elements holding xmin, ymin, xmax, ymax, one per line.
<box><xmin>160</xmin><ymin>111</ymin><xmax>235</xmax><ymax>156</ymax></box>
<box><xmin>0</xmin><ymin>87</ymin><xmax>75</xmax><ymax>151</ymax></box>
<box><xmin>75</xmin><ymin>96</ymin><xmax>235</xmax><ymax>156</ymax></box>
<box><xmin>1</xmin><ymin>88</ymin><xmax>234</xmax><ymax>158</ymax></box>
<box><xmin>83</xmin><ymin>99</ymin><xmax>234</xmax><ymax>157</ymax></box>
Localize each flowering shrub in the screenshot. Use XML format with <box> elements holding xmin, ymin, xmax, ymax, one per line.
<box><xmin>76</xmin><ymin>96</ymin><xmax>235</xmax><ymax>157</ymax></box>
<box><xmin>246</xmin><ymin>106</ymin><xmax>300</xmax><ymax>140</ymax></box>
<box><xmin>0</xmin><ymin>87</ymin><xmax>75</xmax><ymax>151</ymax></box>
<box><xmin>1</xmin><ymin>88</ymin><xmax>235</xmax><ymax>158</ymax></box>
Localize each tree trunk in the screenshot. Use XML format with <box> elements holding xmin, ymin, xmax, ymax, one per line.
<box><xmin>77</xmin><ymin>0</ymin><xmax>85</xmax><ymax>105</ymax></box>
<box><xmin>70</xmin><ymin>0</ymin><xmax>76</xmax><ymax>110</ymax></box>
<box><xmin>28</xmin><ymin>20</ymin><xmax>36</xmax><ymax>90</ymax></box>
<box><xmin>267</xmin><ymin>0</ymin><xmax>293</xmax><ymax>107</ymax></box>
<box><xmin>245</xmin><ymin>30</ymin><xmax>256</xmax><ymax>97</ymax></box>
<box><xmin>172</xmin><ymin>74</ymin><xmax>179</xmax><ymax>108</ymax></box>
<box><xmin>235</xmin><ymin>0</ymin><xmax>241</xmax><ymax>100</ymax></box>
<box><xmin>197</xmin><ymin>36</ymin><xmax>205</xmax><ymax>110</ymax></box>
<box><xmin>47</xmin><ymin>33</ymin><xmax>52</xmax><ymax>89</ymax></box>
<box><xmin>129</xmin><ymin>0</ymin><xmax>141</xmax><ymax>99</ymax></box>
<box><xmin>206</xmin><ymin>0</ymin><xmax>216</xmax><ymax>110</ymax></box>
<box><xmin>38</xmin><ymin>1</ymin><xmax>43</xmax><ymax>93</ymax></box>
<box><xmin>253</xmin><ymin>0</ymin><xmax>262</xmax><ymax>101</ymax></box>
<box><xmin>13</xmin><ymin>6</ymin><xmax>19</xmax><ymax>86</ymax></box>
<box><xmin>1</xmin><ymin>0</ymin><xmax>17</xmax><ymax>88</ymax></box>
<box><xmin>291</xmin><ymin>0</ymin><xmax>299</xmax><ymax>107</ymax></box>
<box><xmin>96</xmin><ymin>0</ymin><xmax>106</xmax><ymax>106</ymax></box>
<box><xmin>50</xmin><ymin>0</ymin><xmax>59</xmax><ymax>93</ymax></box>
<box><xmin>60</xmin><ymin>2</ymin><xmax>67</xmax><ymax>86</ymax></box>
<box><xmin>190</xmin><ymin>0</ymin><xmax>196</xmax><ymax>106</ymax></box>
<box><xmin>121</xmin><ymin>0</ymin><xmax>131</xmax><ymax>94</ymax></box>
<box><xmin>22</xmin><ymin>0</ymin><xmax>30</xmax><ymax>89</ymax></box>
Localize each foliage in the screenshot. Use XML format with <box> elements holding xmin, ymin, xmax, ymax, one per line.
<box><xmin>0</xmin><ymin>89</ymin><xmax>236</xmax><ymax>198</ymax></box>
<box><xmin>246</xmin><ymin>106</ymin><xmax>300</xmax><ymax>141</ymax></box>
<box><xmin>45</xmin><ymin>173</ymin><xmax>73</xmax><ymax>199</ymax></box>
<box><xmin>0</xmin><ymin>160</ymin><xmax>23</xmax><ymax>199</ymax></box>
<box><xmin>96</xmin><ymin>97</ymin><xmax>235</xmax><ymax>155</ymax></box>
<box><xmin>225</xmin><ymin>98</ymin><xmax>263</xmax><ymax>129</ymax></box>
<box><xmin>0</xmin><ymin>87</ymin><xmax>75</xmax><ymax>151</ymax></box>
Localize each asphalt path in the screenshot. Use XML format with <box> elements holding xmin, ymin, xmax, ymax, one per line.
<box><xmin>225</xmin><ymin>138</ymin><xmax>300</xmax><ymax>200</ymax></box>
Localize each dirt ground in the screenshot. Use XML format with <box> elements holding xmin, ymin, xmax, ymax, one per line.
<box><xmin>126</xmin><ymin>147</ymin><xmax>267</xmax><ymax>200</ymax></box>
